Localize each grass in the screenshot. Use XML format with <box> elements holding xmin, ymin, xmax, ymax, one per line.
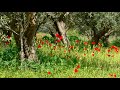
<box><xmin>0</xmin><ymin>30</ymin><xmax>120</xmax><ymax>78</ymax></box>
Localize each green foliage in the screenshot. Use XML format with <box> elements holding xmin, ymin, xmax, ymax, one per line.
<box><xmin>111</xmin><ymin>38</ymin><xmax>120</xmax><ymax>47</ymax></box>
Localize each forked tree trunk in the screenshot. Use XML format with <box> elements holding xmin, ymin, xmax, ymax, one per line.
<box><xmin>10</xmin><ymin>12</ymin><xmax>38</xmax><ymax>61</ymax></box>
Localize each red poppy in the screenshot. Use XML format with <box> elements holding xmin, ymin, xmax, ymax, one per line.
<box><xmin>92</xmin><ymin>42</ymin><xmax>96</xmax><ymax>45</ymax></box>
<box><xmin>113</xmin><ymin>74</ymin><xmax>116</xmax><ymax>78</ymax></box>
<box><xmin>76</xmin><ymin>65</ymin><xmax>80</xmax><ymax>69</ymax></box>
<box><xmin>59</xmin><ymin>36</ymin><xmax>63</xmax><ymax>40</ymax></box>
<box><xmin>114</xmin><ymin>48</ymin><xmax>119</xmax><ymax>53</ymax></box>
<box><xmin>55</xmin><ymin>33</ymin><xmax>60</xmax><ymax>38</ymax></box>
<box><xmin>45</xmin><ymin>40</ymin><xmax>49</xmax><ymax>44</ymax></box>
<box><xmin>107</xmin><ymin>54</ymin><xmax>111</xmax><ymax>57</ymax></box>
<box><xmin>69</xmin><ymin>46</ymin><xmax>74</xmax><ymax>49</ymax></box>
<box><xmin>5</xmin><ymin>41</ymin><xmax>9</xmax><ymax>45</ymax></box>
<box><xmin>108</xmin><ymin>49</ymin><xmax>111</xmax><ymax>53</ymax></box>
<box><xmin>49</xmin><ymin>43</ymin><xmax>52</xmax><ymax>46</ymax></box>
<box><xmin>111</xmin><ymin>45</ymin><xmax>117</xmax><ymax>49</ymax></box>
<box><xmin>94</xmin><ymin>47</ymin><xmax>100</xmax><ymax>52</ymax></box>
<box><xmin>48</xmin><ymin>71</ymin><xmax>51</xmax><ymax>75</ymax></box>
<box><xmin>92</xmin><ymin>52</ymin><xmax>94</xmax><ymax>56</ymax></box>
<box><xmin>84</xmin><ymin>54</ymin><xmax>86</xmax><ymax>56</ymax></box>
<box><xmin>74</xmin><ymin>68</ymin><xmax>78</xmax><ymax>73</ymax></box>
<box><xmin>41</xmin><ymin>41</ymin><xmax>44</xmax><ymax>45</ymax></box>
<box><xmin>75</xmin><ymin>40</ymin><xmax>80</xmax><ymax>43</ymax></box>
<box><xmin>7</xmin><ymin>35</ymin><xmax>11</xmax><ymax>39</ymax></box>
<box><xmin>84</xmin><ymin>48</ymin><xmax>87</xmax><ymax>51</ymax></box>
<box><xmin>38</xmin><ymin>45</ymin><xmax>41</xmax><ymax>48</ymax></box>
<box><xmin>56</xmin><ymin>39</ymin><xmax>61</xmax><ymax>43</ymax></box>
<box><xmin>84</xmin><ymin>42</ymin><xmax>88</xmax><ymax>45</ymax></box>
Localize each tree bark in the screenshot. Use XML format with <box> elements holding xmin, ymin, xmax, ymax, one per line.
<box><xmin>10</xmin><ymin>12</ymin><xmax>38</xmax><ymax>61</ymax></box>
<box><xmin>56</xmin><ymin>21</ymin><xmax>70</xmax><ymax>47</ymax></box>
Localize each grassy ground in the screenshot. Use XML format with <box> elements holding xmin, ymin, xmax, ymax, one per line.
<box><xmin>0</xmin><ymin>30</ymin><xmax>120</xmax><ymax>78</ymax></box>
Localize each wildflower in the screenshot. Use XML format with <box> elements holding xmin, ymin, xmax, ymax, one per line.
<box><xmin>38</xmin><ymin>45</ymin><xmax>41</xmax><ymax>48</ymax></box>
<box><xmin>84</xmin><ymin>48</ymin><xmax>87</xmax><ymax>51</ymax></box>
<box><xmin>75</xmin><ymin>40</ymin><xmax>80</xmax><ymax>44</ymax></box>
<box><xmin>48</xmin><ymin>71</ymin><xmax>51</xmax><ymax>75</ymax></box>
<box><xmin>49</xmin><ymin>43</ymin><xmax>52</xmax><ymax>47</ymax></box>
<box><xmin>5</xmin><ymin>41</ymin><xmax>9</xmax><ymax>45</ymax></box>
<box><xmin>84</xmin><ymin>42</ymin><xmax>88</xmax><ymax>45</ymax></box>
<box><xmin>55</xmin><ymin>33</ymin><xmax>60</xmax><ymax>38</ymax></box>
<box><xmin>69</xmin><ymin>45</ymin><xmax>74</xmax><ymax>49</ymax></box>
<box><xmin>7</xmin><ymin>35</ymin><xmax>11</xmax><ymax>39</ymax></box>
<box><xmin>84</xmin><ymin>54</ymin><xmax>86</xmax><ymax>56</ymax></box>
<box><xmin>92</xmin><ymin>52</ymin><xmax>94</xmax><ymax>56</ymax></box>
<box><xmin>109</xmin><ymin>74</ymin><xmax>113</xmax><ymax>77</ymax></box>
<box><xmin>59</xmin><ymin>36</ymin><xmax>63</xmax><ymax>40</ymax></box>
<box><xmin>41</xmin><ymin>41</ymin><xmax>44</xmax><ymax>45</ymax></box>
<box><xmin>76</xmin><ymin>64</ymin><xmax>80</xmax><ymax>69</ymax></box>
<box><xmin>94</xmin><ymin>47</ymin><xmax>100</xmax><ymax>52</ymax></box>
<box><xmin>107</xmin><ymin>54</ymin><xmax>111</xmax><ymax>57</ymax></box>
<box><xmin>56</xmin><ymin>39</ymin><xmax>61</xmax><ymax>43</ymax></box>
<box><xmin>45</xmin><ymin>40</ymin><xmax>49</xmax><ymax>44</ymax></box>
<box><xmin>74</xmin><ymin>68</ymin><xmax>78</xmax><ymax>73</ymax></box>
<box><xmin>108</xmin><ymin>49</ymin><xmax>111</xmax><ymax>53</ymax></box>
<box><xmin>113</xmin><ymin>74</ymin><xmax>116</xmax><ymax>78</ymax></box>
<box><xmin>92</xmin><ymin>42</ymin><xmax>96</xmax><ymax>45</ymax></box>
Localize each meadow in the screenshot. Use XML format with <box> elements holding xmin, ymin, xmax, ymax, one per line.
<box><xmin>0</xmin><ymin>30</ymin><xmax>120</xmax><ymax>78</ymax></box>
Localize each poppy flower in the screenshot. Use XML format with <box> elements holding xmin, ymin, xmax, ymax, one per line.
<box><xmin>92</xmin><ymin>52</ymin><xmax>94</xmax><ymax>56</ymax></box>
<box><xmin>94</xmin><ymin>47</ymin><xmax>100</xmax><ymax>52</ymax></box>
<box><xmin>108</xmin><ymin>49</ymin><xmax>111</xmax><ymax>53</ymax></box>
<box><xmin>76</xmin><ymin>65</ymin><xmax>80</xmax><ymax>69</ymax></box>
<box><xmin>38</xmin><ymin>45</ymin><xmax>41</xmax><ymax>48</ymax></box>
<box><xmin>59</xmin><ymin>36</ymin><xmax>63</xmax><ymax>40</ymax></box>
<box><xmin>84</xmin><ymin>42</ymin><xmax>88</xmax><ymax>45</ymax></box>
<box><xmin>69</xmin><ymin>46</ymin><xmax>74</xmax><ymax>49</ymax></box>
<box><xmin>49</xmin><ymin>43</ymin><xmax>52</xmax><ymax>46</ymax></box>
<box><xmin>7</xmin><ymin>35</ymin><xmax>11</xmax><ymax>39</ymax></box>
<box><xmin>55</xmin><ymin>33</ymin><xmax>60</xmax><ymax>38</ymax></box>
<box><xmin>5</xmin><ymin>41</ymin><xmax>9</xmax><ymax>45</ymax></box>
<box><xmin>45</xmin><ymin>40</ymin><xmax>49</xmax><ymax>44</ymax></box>
<box><xmin>41</xmin><ymin>41</ymin><xmax>44</xmax><ymax>45</ymax></box>
<box><xmin>113</xmin><ymin>74</ymin><xmax>116</xmax><ymax>78</ymax></box>
<box><xmin>48</xmin><ymin>71</ymin><xmax>51</xmax><ymax>75</ymax></box>
<box><xmin>107</xmin><ymin>54</ymin><xmax>111</xmax><ymax>57</ymax></box>
<box><xmin>56</xmin><ymin>39</ymin><xmax>61</xmax><ymax>43</ymax></box>
<box><xmin>84</xmin><ymin>48</ymin><xmax>87</xmax><ymax>51</ymax></box>
<box><xmin>75</xmin><ymin>40</ymin><xmax>80</xmax><ymax>43</ymax></box>
<box><xmin>92</xmin><ymin>42</ymin><xmax>96</xmax><ymax>45</ymax></box>
<box><xmin>74</xmin><ymin>68</ymin><xmax>78</xmax><ymax>73</ymax></box>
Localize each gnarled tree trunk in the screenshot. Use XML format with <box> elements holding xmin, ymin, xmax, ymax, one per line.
<box><xmin>10</xmin><ymin>12</ymin><xmax>38</xmax><ymax>61</ymax></box>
